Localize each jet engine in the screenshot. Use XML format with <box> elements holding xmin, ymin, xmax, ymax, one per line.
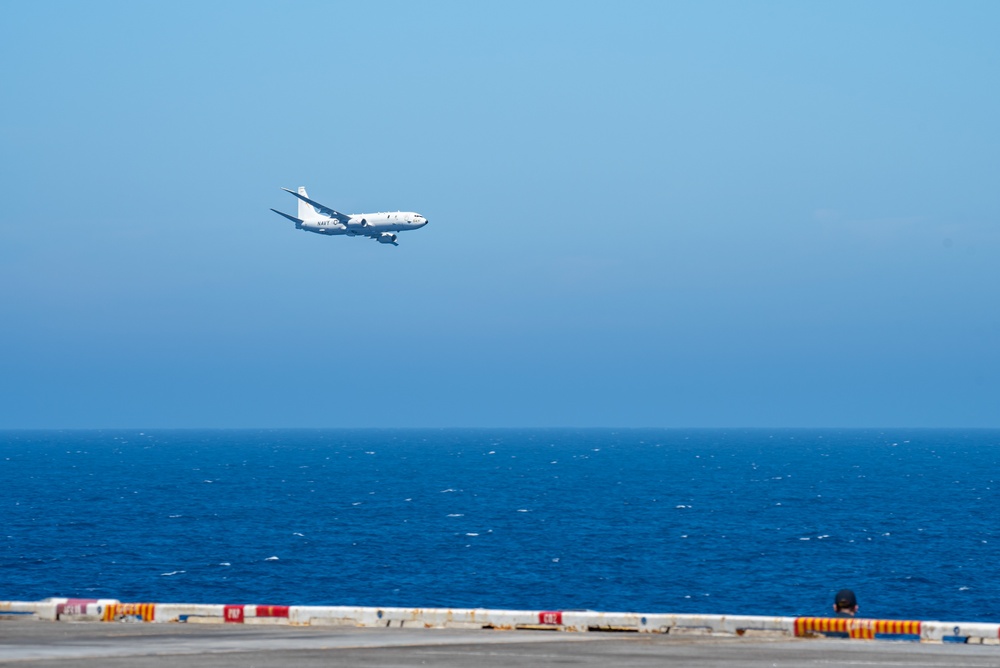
<box><xmin>346</xmin><ymin>217</ymin><xmax>368</xmax><ymax>230</ymax></box>
<box><xmin>377</xmin><ymin>233</ymin><xmax>398</xmax><ymax>245</ymax></box>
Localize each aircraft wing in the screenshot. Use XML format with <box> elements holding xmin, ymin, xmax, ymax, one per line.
<box><xmin>281</xmin><ymin>188</ymin><xmax>351</xmax><ymax>224</ymax></box>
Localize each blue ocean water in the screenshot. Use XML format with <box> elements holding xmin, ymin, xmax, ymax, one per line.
<box><xmin>2</xmin><ymin>429</ymin><xmax>998</xmax><ymax>622</ymax></box>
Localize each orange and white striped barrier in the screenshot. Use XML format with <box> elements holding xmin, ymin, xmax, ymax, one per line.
<box><xmin>794</xmin><ymin>616</ymin><xmax>922</xmax><ymax>639</ymax></box>
<box><xmin>102</xmin><ymin>602</ymin><xmax>157</xmax><ymax>622</ymax></box>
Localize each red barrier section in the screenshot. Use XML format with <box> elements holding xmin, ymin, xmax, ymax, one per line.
<box><xmin>255</xmin><ymin>605</ymin><xmax>290</xmax><ymax>618</ymax></box>
<box><xmin>223</xmin><ymin>605</ymin><xmax>245</xmax><ymax>623</ymax></box>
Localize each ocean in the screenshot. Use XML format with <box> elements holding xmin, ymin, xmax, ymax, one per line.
<box><xmin>2</xmin><ymin>429</ymin><xmax>998</xmax><ymax>622</ymax></box>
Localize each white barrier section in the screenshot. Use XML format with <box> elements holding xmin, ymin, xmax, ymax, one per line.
<box><xmin>923</xmin><ymin>621</ymin><xmax>1000</xmax><ymax>644</ymax></box>
<box><xmin>569</xmin><ymin>612</ymin><xmax>798</xmax><ymax>635</ymax></box>
<box><xmin>2</xmin><ymin>599</ymin><xmax>998</xmax><ymax>644</ymax></box>
<box><xmin>153</xmin><ymin>603</ymin><xmax>225</xmax><ymax>623</ymax></box>
<box><xmin>0</xmin><ymin>599</ymin><xmax>59</xmax><ymax>620</ymax></box>
<box><xmin>285</xmin><ymin>606</ymin><xmax>541</xmax><ymax>628</ymax></box>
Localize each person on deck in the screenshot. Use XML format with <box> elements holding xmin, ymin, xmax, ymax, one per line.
<box><xmin>833</xmin><ymin>589</ymin><xmax>858</xmax><ymax>617</ymax></box>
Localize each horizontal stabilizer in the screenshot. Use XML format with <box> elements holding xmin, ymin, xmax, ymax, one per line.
<box><xmin>270</xmin><ymin>208</ymin><xmax>303</xmax><ymax>228</ymax></box>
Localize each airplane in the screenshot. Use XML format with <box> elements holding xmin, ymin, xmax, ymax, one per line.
<box><xmin>270</xmin><ymin>187</ymin><xmax>428</xmax><ymax>246</ymax></box>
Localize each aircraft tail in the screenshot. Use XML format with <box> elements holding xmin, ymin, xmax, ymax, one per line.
<box><xmin>296</xmin><ymin>186</ymin><xmax>321</xmax><ymax>221</ymax></box>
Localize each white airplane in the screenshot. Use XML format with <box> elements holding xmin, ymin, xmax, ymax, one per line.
<box><xmin>271</xmin><ymin>187</ymin><xmax>428</xmax><ymax>246</ymax></box>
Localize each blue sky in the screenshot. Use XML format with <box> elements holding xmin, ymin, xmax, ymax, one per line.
<box><xmin>2</xmin><ymin>1</ymin><xmax>998</xmax><ymax>428</ymax></box>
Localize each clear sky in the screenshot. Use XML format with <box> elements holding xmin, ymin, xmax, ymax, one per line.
<box><xmin>2</xmin><ymin>1</ymin><xmax>998</xmax><ymax>428</ymax></box>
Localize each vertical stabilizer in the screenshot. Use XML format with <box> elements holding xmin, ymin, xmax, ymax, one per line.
<box><xmin>296</xmin><ymin>186</ymin><xmax>321</xmax><ymax>221</ymax></box>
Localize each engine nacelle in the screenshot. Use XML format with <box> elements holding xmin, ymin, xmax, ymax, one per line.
<box><xmin>377</xmin><ymin>233</ymin><xmax>398</xmax><ymax>245</ymax></box>
<box><xmin>346</xmin><ymin>217</ymin><xmax>368</xmax><ymax>230</ymax></box>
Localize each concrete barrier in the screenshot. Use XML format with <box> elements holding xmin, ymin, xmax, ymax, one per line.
<box><xmin>151</xmin><ymin>603</ymin><xmax>225</xmax><ymax>623</ymax></box>
<box><xmin>0</xmin><ymin>599</ymin><xmax>59</xmax><ymax>620</ymax></box>
<box><xmin>923</xmin><ymin>621</ymin><xmax>1000</xmax><ymax>644</ymax></box>
<box><xmin>2</xmin><ymin>599</ymin><xmax>998</xmax><ymax>644</ymax></box>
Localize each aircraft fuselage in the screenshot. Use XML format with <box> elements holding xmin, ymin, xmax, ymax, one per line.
<box><xmin>302</xmin><ymin>211</ymin><xmax>428</xmax><ymax>236</ymax></box>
